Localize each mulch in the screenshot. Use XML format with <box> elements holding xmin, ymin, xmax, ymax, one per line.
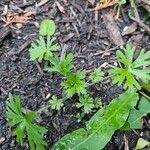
<box><xmin>0</xmin><ymin>0</ymin><xmax>150</xmax><ymax>149</ymax></box>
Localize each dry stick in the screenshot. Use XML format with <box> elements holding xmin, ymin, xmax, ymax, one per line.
<box><xmin>34</xmin><ymin>61</ymin><xmax>44</xmax><ymax>76</ymax></box>
<box><xmin>130</xmin><ymin>16</ymin><xmax>150</xmax><ymax>34</ymax></box>
<box><xmin>129</xmin><ymin>0</ymin><xmax>150</xmax><ymax>34</ymax></box>
<box><xmin>130</xmin><ymin>0</ymin><xmax>140</xmax><ymax>21</ymax></box>
<box><xmin>141</xmin><ymin>0</ymin><xmax>150</xmax><ymax>5</ymax></box>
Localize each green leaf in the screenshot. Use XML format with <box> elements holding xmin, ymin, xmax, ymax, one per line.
<box><xmin>135</xmin><ymin>138</ymin><xmax>150</xmax><ymax>150</ymax></box>
<box><xmin>49</xmin><ymin>95</ymin><xmax>64</xmax><ymax>110</ymax></box>
<box><xmin>127</xmin><ymin>96</ymin><xmax>150</xmax><ymax>129</ymax></box>
<box><xmin>76</xmin><ymin>94</ymin><xmax>95</xmax><ymax>114</ymax></box>
<box><xmin>39</xmin><ymin>19</ymin><xmax>56</xmax><ymax>36</ymax></box>
<box><xmin>89</xmin><ymin>67</ymin><xmax>104</xmax><ymax>84</ymax></box>
<box><xmin>61</xmin><ymin>71</ymin><xmax>87</xmax><ymax>98</ymax></box>
<box><xmin>6</xmin><ymin>93</ymin><xmax>47</xmax><ymax>150</ymax></box>
<box><xmin>52</xmin><ymin>91</ymin><xmax>138</xmax><ymax>150</ymax></box>
<box><xmin>29</xmin><ymin>36</ymin><xmax>59</xmax><ymax>62</ymax></box>
<box><xmin>46</xmin><ymin>53</ymin><xmax>74</xmax><ymax>76</ymax></box>
<box><xmin>110</xmin><ymin>44</ymin><xmax>150</xmax><ymax>90</ymax></box>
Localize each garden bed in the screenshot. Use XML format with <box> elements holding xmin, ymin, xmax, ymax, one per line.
<box><xmin>0</xmin><ymin>0</ymin><xmax>150</xmax><ymax>149</ymax></box>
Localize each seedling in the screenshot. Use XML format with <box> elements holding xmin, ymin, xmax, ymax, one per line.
<box><xmin>89</xmin><ymin>67</ymin><xmax>104</xmax><ymax>84</ymax></box>
<box><xmin>29</xmin><ymin>20</ymin><xmax>59</xmax><ymax>62</ymax></box>
<box><xmin>6</xmin><ymin>93</ymin><xmax>47</xmax><ymax>150</ymax></box>
<box><xmin>76</xmin><ymin>94</ymin><xmax>95</xmax><ymax>114</ymax></box>
<box><xmin>61</xmin><ymin>70</ymin><xmax>87</xmax><ymax>98</ymax></box>
<box><xmin>110</xmin><ymin>44</ymin><xmax>150</xmax><ymax>90</ymax></box>
<box><xmin>46</xmin><ymin>53</ymin><xmax>74</xmax><ymax>76</ymax></box>
<box><xmin>49</xmin><ymin>95</ymin><xmax>64</xmax><ymax>110</ymax></box>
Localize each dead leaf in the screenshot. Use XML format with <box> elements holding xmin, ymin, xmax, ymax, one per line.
<box><xmin>56</xmin><ymin>1</ymin><xmax>65</xmax><ymax>13</ymax></box>
<box><xmin>2</xmin><ymin>5</ymin><xmax>8</xmax><ymax>15</ymax></box>
<box><xmin>122</xmin><ymin>23</ymin><xmax>137</xmax><ymax>35</ymax></box>
<box><xmin>1</xmin><ymin>11</ymin><xmax>35</xmax><ymax>26</ymax></box>
<box><xmin>95</xmin><ymin>0</ymin><xmax>119</xmax><ymax>11</ymax></box>
<box><xmin>87</xmin><ymin>0</ymin><xmax>95</xmax><ymax>5</ymax></box>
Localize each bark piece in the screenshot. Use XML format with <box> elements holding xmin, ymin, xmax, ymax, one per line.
<box><xmin>102</xmin><ymin>9</ymin><xmax>124</xmax><ymax>46</ymax></box>
<box><xmin>0</xmin><ymin>27</ymin><xmax>11</xmax><ymax>46</ymax></box>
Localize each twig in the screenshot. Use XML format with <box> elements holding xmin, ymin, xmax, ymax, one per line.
<box><xmin>34</xmin><ymin>61</ymin><xmax>44</xmax><ymax>76</ymax></box>
<box><xmin>130</xmin><ymin>0</ymin><xmax>140</xmax><ymax>20</ymax></box>
<box><xmin>130</xmin><ymin>16</ymin><xmax>150</xmax><ymax>34</ymax></box>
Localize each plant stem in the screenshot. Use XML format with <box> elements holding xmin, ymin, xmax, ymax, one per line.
<box><xmin>139</xmin><ymin>91</ymin><xmax>150</xmax><ymax>101</ymax></box>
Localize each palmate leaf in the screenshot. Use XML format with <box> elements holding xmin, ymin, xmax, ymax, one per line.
<box><xmin>46</xmin><ymin>53</ymin><xmax>74</xmax><ymax>76</ymax></box>
<box><xmin>61</xmin><ymin>71</ymin><xmax>87</xmax><ymax>98</ymax></box>
<box><xmin>6</xmin><ymin>93</ymin><xmax>47</xmax><ymax>150</ymax></box>
<box><xmin>110</xmin><ymin>44</ymin><xmax>150</xmax><ymax>90</ymax></box>
<box><xmin>89</xmin><ymin>67</ymin><xmax>104</xmax><ymax>84</ymax></box>
<box><xmin>77</xmin><ymin>94</ymin><xmax>95</xmax><ymax>114</ymax></box>
<box><xmin>49</xmin><ymin>95</ymin><xmax>64</xmax><ymax>110</ymax></box>
<box><xmin>29</xmin><ymin>36</ymin><xmax>59</xmax><ymax>62</ymax></box>
<box><xmin>52</xmin><ymin>91</ymin><xmax>138</xmax><ymax>150</ymax></box>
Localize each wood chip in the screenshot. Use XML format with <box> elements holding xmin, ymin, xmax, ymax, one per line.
<box><xmin>0</xmin><ymin>27</ymin><xmax>11</xmax><ymax>45</ymax></box>
<box><xmin>122</xmin><ymin>23</ymin><xmax>137</xmax><ymax>36</ymax></box>
<box><xmin>36</xmin><ymin>0</ymin><xmax>49</xmax><ymax>7</ymax></box>
<box><xmin>56</xmin><ymin>1</ymin><xmax>65</xmax><ymax>13</ymax></box>
<box><xmin>87</xmin><ymin>0</ymin><xmax>95</xmax><ymax>5</ymax></box>
<box><xmin>61</xmin><ymin>33</ymin><xmax>75</xmax><ymax>43</ymax></box>
<box><xmin>102</xmin><ymin>9</ymin><xmax>124</xmax><ymax>46</ymax></box>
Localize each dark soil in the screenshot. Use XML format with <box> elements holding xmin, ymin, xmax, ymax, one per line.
<box><xmin>0</xmin><ymin>0</ymin><xmax>150</xmax><ymax>150</ymax></box>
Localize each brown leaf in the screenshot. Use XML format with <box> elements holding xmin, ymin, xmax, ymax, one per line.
<box><xmin>1</xmin><ymin>11</ymin><xmax>35</xmax><ymax>26</ymax></box>
<box><xmin>95</xmin><ymin>0</ymin><xmax>119</xmax><ymax>11</ymax></box>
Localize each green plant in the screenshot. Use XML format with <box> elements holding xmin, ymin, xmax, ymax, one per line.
<box><xmin>61</xmin><ymin>70</ymin><xmax>87</xmax><ymax>98</ymax></box>
<box><xmin>46</xmin><ymin>53</ymin><xmax>74</xmax><ymax>76</ymax></box>
<box><xmin>89</xmin><ymin>67</ymin><xmax>104</xmax><ymax>84</ymax></box>
<box><xmin>76</xmin><ymin>94</ymin><xmax>95</xmax><ymax>114</ymax></box>
<box><xmin>49</xmin><ymin>95</ymin><xmax>64</xmax><ymax>110</ymax></box>
<box><xmin>52</xmin><ymin>91</ymin><xmax>138</xmax><ymax>150</ymax></box>
<box><xmin>6</xmin><ymin>93</ymin><xmax>47</xmax><ymax>150</ymax></box>
<box><xmin>39</xmin><ymin>19</ymin><xmax>56</xmax><ymax>36</ymax></box>
<box><xmin>29</xmin><ymin>19</ymin><xmax>59</xmax><ymax>62</ymax></box>
<box><xmin>29</xmin><ymin>36</ymin><xmax>59</xmax><ymax>62</ymax></box>
<box><xmin>109</xmin><ymin>44</ymin><xmax>150</xmax><ymax>90</ymax></box>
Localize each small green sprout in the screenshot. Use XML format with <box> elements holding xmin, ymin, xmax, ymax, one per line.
<box><xmin>46</xmin><ymin>53</ymin><xmax>74</xmax><ymax>76</ymax></box>
<box><xmin>110</xmin><ymin>44</ymin><xmax>150</xmax><ymax>90</ymax></box>
<box><xmin>89</xmin><ymin>67</ymin><xmax>104</xmax><ymax>84</ymax></box>
<box><xmin>29</xmin><ymin>36</ymin><xmax>59</xmax><ymax>62</ymax></box>
<box><xmin>49</xmin><ymin>95</ymin><xmax>64</xmax><ymax>110</ymax></box>
<box><xmin>6</xmin><ymin>93</ymin><xmax>47</xmax><ymax>150</ymax></box>
<box><xmin>39</xmin><ymin>19</ymin><xmax>56</xmax><ymax>36</ymax></box>
<box><xmin>76</xmin><ymin>94</ymin><xmax>95</xmax><ymax>114</ymax></box>
<box><xmin>61</xmin><ymin>71</ymin><xmax>87</xmax><ymax>98</ymax></box>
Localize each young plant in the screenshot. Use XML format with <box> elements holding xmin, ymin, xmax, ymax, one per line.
<box><xmin>29</xmin><ymin>19</ymin><xmax>60</xmax><ymax>62</ymax></box>
<box><xmin>6</xmin><ymin>93</ymin><xmax>47</xmax><ymax>150</ymax></box>
<box><xmin>52</xmin><ymin>91</ymin><xmax>138</xmax><ymax>150</ymax></box>
<box><xmin>109</xmin><ymin>44</ymin><xmax>150</xmax><ymax>90</ymax></box>
<box><xmin>45</xmin><ymin>53</ymin><xmax>74</xmax><ymax>76</ymax></box>
<box><xmin>29</xmin><ymin>35</ymin><xmax>59</xmax><ymax>62</ymax></box>
<box><xmin>49</xmin><ymin>95</ymin><xmax>64</xmax><ymax>110</ymax></box>
<box><xmin>76</xmin><ymin>94</ymin><xmax>95</xmax><ymax>114</ymax></box>
<box><xmin>89</xmin><ymin>67</ymin><xmax>104</xmax><ymax>84</ymax></box>
<box><xmin>61</xmin><ymin>70</ymin><xmax>87</xmax><ymax>98</ymax></box>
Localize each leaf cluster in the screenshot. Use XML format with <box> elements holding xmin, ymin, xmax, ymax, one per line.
<box><xmin>61</xmin><ymin>71</ymin><xmax>87</xmax><ymax>98</ymax></box>
<box><xmin>49</xmin><ymin>95</ymin><xmax>64</xmax><ymax>110</ymax></box>
<box><xmin>46</xmin><ymin>53</ymin><xmax>74</xmax><ymax>76</ymax></box>
<box><xmin>110</xmin><ymin>44</ymin><xmax>150</xmax><ymax>90</ymax></box>
<box><xmin>6</xmin><ymin>93</ymin><xmax>47</xmax><ymax>150</ymax></box>
<box><xmin>29</xmin><ymin>19</ymin><xmax>59</xmax><ymax>62</ymax></box>
<box><xmin>52</xmin><ymin>91</ymin><xmax>138</xmax><ymax>150</ymax></box>
<box><xmin>89</xmin><ymin>67</ymin><xmax>104</xmax><ymax>84</ymax></box>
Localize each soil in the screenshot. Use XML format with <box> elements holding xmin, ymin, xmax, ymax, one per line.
<box><xmin>0</xmin><ymin>0</ymin><xmax>150</xmax><ymax>150</ymax></box>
